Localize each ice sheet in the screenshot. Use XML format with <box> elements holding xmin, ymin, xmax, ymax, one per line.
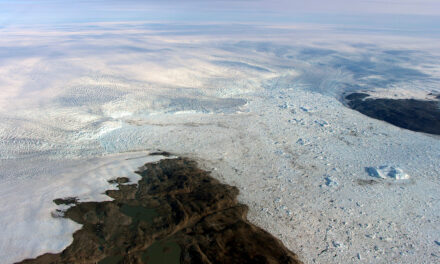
<box><xmin>0</xmin><ymin>23</ymin><xmax>439</xmax><ymax>263</ymax></box>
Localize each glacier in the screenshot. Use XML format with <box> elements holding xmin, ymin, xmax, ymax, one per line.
<box><xmin>0</xmin><ymin>23</ymin><xmax>439</xmax><ymax>263</ymax></box>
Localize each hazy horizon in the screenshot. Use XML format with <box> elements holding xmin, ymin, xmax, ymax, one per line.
<box><xmin>1</xmin><ymin>0</ymin><xmax>440</xmax><ymax>34</ymax></box>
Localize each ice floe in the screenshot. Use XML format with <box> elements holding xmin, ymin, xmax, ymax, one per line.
<box><xmin>366</xmin><ymin>165</ymin><xmax>410</xmax><ymax>180</ymax></box>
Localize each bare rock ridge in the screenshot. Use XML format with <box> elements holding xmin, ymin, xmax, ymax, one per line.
<box><xmin>18</xmin><ymin>157</ymin><xmax>301</xmax><ymax>264</ymax></box>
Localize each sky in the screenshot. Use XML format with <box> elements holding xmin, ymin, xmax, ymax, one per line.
<box><xmin>1</xmin><ymin>0</ymin><xmax>440</xmax><ymax>28</ymax></box>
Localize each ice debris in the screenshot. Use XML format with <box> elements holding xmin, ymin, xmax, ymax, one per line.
<box><xmin>366</xmin><ymin>166</ymin><xmax>410</xmax><ymax>180</ymax></box>
<box><xmin>315</xmin><ymin>120</ymin><xmax>329</xmax><ymax>127</ymax></box>
<box><xmin>300</xmin><ymin>106</ymin><xmax>310</xmax><ymax>112</ymax></box>
<box><xmin>278</xmin><ymin>102</ymin><xmax>289</xmax><ymax>109</ymax></box>
<box><xmin>324</xmin><ymin>175</ymin><xmax>338</xmax><ymax>187</ymax></box>
<box><xmin>332</xmin><ymin>241</ymin><xmax>343</xmax><ymax>248</ymax></box>
<box><xmin>296</xmin><ymin>138</ymin><xmax>309</xmax><ymax>145</ymax></box>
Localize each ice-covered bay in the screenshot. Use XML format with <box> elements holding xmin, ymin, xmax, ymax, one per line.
<box><xmin>0</xmin><ymin>23</ymin><xmax>439</xmax><ymax>263</ymax></box>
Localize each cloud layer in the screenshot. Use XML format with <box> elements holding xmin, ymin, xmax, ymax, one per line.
<box><xmin>2</xmin><ymin>0</ymin><xmax>440</xmax><ymax>27</ymax></box>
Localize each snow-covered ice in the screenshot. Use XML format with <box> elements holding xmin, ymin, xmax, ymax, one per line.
<box><xmin>0</xmin><ymin>152</ymin><xmax>169</xmax><ymax>263</ymax></box>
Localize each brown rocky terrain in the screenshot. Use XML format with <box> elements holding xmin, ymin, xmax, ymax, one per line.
<box><xmin>18</xmin><ymin>156</ymin><xmax>301</xmax><ymax>264</ymax></box>
<box><xmin>345</xmin><ymin>92</ymin><xmax>440</xmax><ymax>135</ymax></box>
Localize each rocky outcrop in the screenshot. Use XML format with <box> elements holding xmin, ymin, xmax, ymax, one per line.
<box><xmin>19</xmin><ymin>157</ymin><xmax>301</xmax><ymax>264</ymax></box>
<box><xmin>345</xmin><ymin>92</ymin><xmax>440</xmax><ymax>135</ymax></box>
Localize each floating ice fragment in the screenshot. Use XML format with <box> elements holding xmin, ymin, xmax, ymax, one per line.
<box><xmin>274</xmin><ymin>150</ymin><xmax>284</xmax><ymax>156</ymax></box>
<box><xmin>315</xmin><ymin>120</ymin><xmax>329</xmax><ymax>127</ymax></box>
<box><xmin>324</xmin><ymin>175</ymin><xmax>338</xmax><ymax>187</ymax></box>
<box><xmin>300</xmin><ymin>106</ymin><xmax>310</xmax><ymax>112</ymax></box>
<box><xmin>388</xmin><ymin>167</ymin><xmax>410</xmax><ymax>180</ymax></box>
<box><xmin>366</xmin><ymin>167</ymin><xmax>385</xmax><ymax>179</ymax></box>
<box><xmin>366</xmin><ymin>166</ymin><xmax>410</xmax><ymax>180</ymax></box>
<box><xmin>278</xmin><ymin>102</ymin><xmax>289</xmax><ymax>109</ymax></box>
<box><xmin>289</xmin><ymin>118</ymin><xmax>305</xmax><ymax>125</ymax></box>
<box><xmin>332</xmin><ymin>241</ymin><xmax>343</xmax><ymax>248</ymax></box>
<box><xmin>296</xmin><ymin>138</ymin><xmax>309</xmax><ymax>145</ymax></box>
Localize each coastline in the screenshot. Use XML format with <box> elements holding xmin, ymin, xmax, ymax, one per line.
<box><xmin>18</xmin><ymin>157</ymin><xmax>301</xmax><ymax>264</ymax></box>
<box><xmin>2</xmin><ymin>88</ymin><xmax>440</xmax><ymax>263</ymax></box>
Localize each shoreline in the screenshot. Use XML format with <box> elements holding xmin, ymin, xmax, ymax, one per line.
<box><xmin>3</xmin><ymin>89</ymin><xmax>440</xmax><ymax>264</ymax></box>
<box><xmin>18</xmin><ymin>156</ymin><xmax>301</xmax><ymax>264</ymax></box>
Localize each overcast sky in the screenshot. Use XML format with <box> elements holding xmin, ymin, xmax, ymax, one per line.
<box><xmin>1</xmin><ymin>0</ymin><xmax>440</xmax><ymax>27</ymax></box>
